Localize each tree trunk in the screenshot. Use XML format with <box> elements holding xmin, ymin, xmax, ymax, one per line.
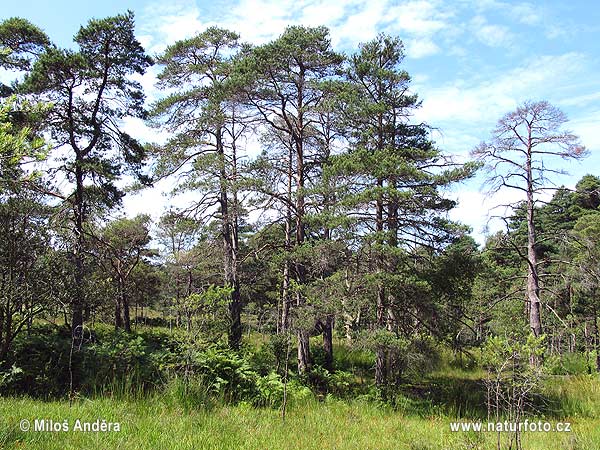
<box><xmin>294</xmin><ymin>75</ymin><xmax>311</xmax><ymax>374</ymax></box>
<box><xmin>217</xmin><ymin>124</ymin><xmax>242</xmax><ymax>350</ymax></box>
<box><xmin>0</xmin><ymin>300</ymin><xmax>11</xmax><ymax>362</ymax></box>
<box><xmin>122</xmin><ymin>293</ymin><xmax>131</xmax><ymax>333</ymax></box>
<box><xmin>375</xmin><ymin>285</ymin><xmax>387</xmax><ymax>386</ymax></box>
<box><xmin>322</xmin><ymin>314</ymin><xmax>334</xmax><ymax>371</ymax></box>
<box><xmin>114</xmin><ymin>295</ymin><xmax>123</xmax><ymax>330</ymax></box>
<box><xmin>594</xmin><ymin>305</ymin><xmax>600</xmax><ymax>373</ymax></box>
<box><xmin>297</xmin><ymin>327</ymin><xmax>311</xmax><ymax>375</ymax></box>
<box><xmin>342</xmin><ymin>268</ymin><xmax>353</xmax><ymax>343</ymax></box>
<box><xmin>280</xmin><ymin>143</ymin><xmax>294</xmax><ymax>334</ymax></box>
<box><xmin>525</xmin><ymin>144</ymin><xmax>542</xmax><ymax>338</ymax></box>
<box><xmin>72</xmin><ymin>160</ymin><xmax>85</xmax><ymax>342</ymax></box>
<box><xmin>375</xmin><ymin>177</ymin><xmax>387</xmax><ymax>386</ymax></box>
<box><xmin>280</xmin><ymin>261</ymin><xmax>291</xmax><ymax>333</ymax></box>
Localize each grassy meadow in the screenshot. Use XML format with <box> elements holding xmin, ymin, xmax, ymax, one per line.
<box><xmin>1</xmin><ymin>392</ymin><xmax>599</xmax><ymax>450</ymax></box>
<box><xmin>1</xmin><ymin>328</ymin><xmax>599</xmax><ymax>450</ymax></box>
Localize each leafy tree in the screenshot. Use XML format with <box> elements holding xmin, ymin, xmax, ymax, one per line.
<box><xmin>0</xmin><ymin>96</ymin><xmax>47</xmax><ymax>192</ymax></box>
<box><xmin>0</xmin><ymin>191</ymin><xmax>56</xmax><ymax>361</ymax></box>
<box><xmin>0</xmin><ymin>17</ymin><xmax>49</xmax><ymax>96</ymax></box>
<box><xmin>570</xmin><ymin>212</ymin><xmax>600</xmax><ymax>371</ymax></box>
<box><xmin>572</xmin><ymin>174</ymin><xmax>600</xmax><ymax>213</ymax></box>
<box><xmin>429</xmin><ymin>235</ymin><xmax>481</xmax><ymax>352</ymax></box>
<box><xmin>156</xmin><ymin>210</ymin><xmax>201</xmax><ymax>322</ymax></box>
<box><xmin>0</xmin><ymin>77</ymin><xmax>54</xmax><ymax>363</ymax></box>
<box><xmin>128</xmin><ymin>260</ymin><xmax>162</xmax><ymax>327</ymax></box>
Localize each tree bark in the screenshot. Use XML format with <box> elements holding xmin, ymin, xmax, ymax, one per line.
<box><xmin>375</xmin><ymin>177</ymin><xmax>387</xmax><ymax>386</ymax></box>
<box><xmin>114</xmin><ymin>295</ymin><xmax>123</xmax><ymax>330</ymax></box>
<box><xmin>294</xmin><ymin>71</ymin><xmax>311</xmax><ymax>374</ymax></box>
<box><xmin>72</xmin><ymin>160</ymin><xmax>85</xmax><ymax>342</ymax></box>
<box><xmin>375</xmin><ymin>285</ymin><xmax>387</xmax><ymax>386</ymax></box>
<box><xmin>280</xmin><ymin>144</ymin><xmax>294</xmax><ymax>334</ymax></box>
<box><xmin>122</xmin><ymin>291</ymin><xmax>131</xmax><ymax>333</ymax></box>
<box><xmin>217</xmin><ymin>124</ymin><xmax>242</xmax><ymax>350</ymax></box>
<box><xmin>525</xmin><ymin>139</ymin><xmax>542</xmax><ymax>338</ymax></box>
<box><xmin>322</xmin><ymin>314</ymin><xmax>334</xmax><ymax>371</ymax></box>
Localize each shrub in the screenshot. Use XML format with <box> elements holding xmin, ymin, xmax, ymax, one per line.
<box><xmin>180</xmin><ymin>346</ymin><xmax>260</xmax><ymax>402</ymax></box>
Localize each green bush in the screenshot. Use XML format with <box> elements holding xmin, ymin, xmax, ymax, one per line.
<box><xmin>6</xmin><ymin>325</ymin><xmax>72</xmax><ymax>397</ymax></box>
<box><xmin>545</xmin><ymin>352</ymin><xmax>591</xmax><ymax>375</ymax></box>
<box><xmin>180</xmin><ymin>346</ymin><xmax>260</xmax><ymax>402</ymax></box>
<box><xmin>3</xmin><ymin>324</ymin><xmax>175</xmax><ymax>398</ymax></box>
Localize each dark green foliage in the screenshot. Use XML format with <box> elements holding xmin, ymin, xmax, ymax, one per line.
<box><xmin>0</xmin><ymin>17</ymin><xmax>49</xmax><ymax>96</ymax></box>
<box><xmin>4</xmin><ymin>325</ymin><xmax>176</xmax><ymax>397</ymax></box>
<box><xmin>0</xmin><ymin>18</ymin><xmax>49</xmax><ymax>69</ymax></box>
<box><xmin>23</xmin><ymin>11</ymin><xmax>152</xmax><ymax>196</ymax></box>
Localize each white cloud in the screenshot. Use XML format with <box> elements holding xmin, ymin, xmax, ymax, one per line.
<box><xmin>139</xmin><ymin>0</ymin><xmax>206</xmax><ymax>52</ymax></box>
<box><xmin>470</xmin><ymin>15</ymin><xmax>512</xmax><ymax>47</ymax></box>
<box><xmin>385</xmin><ymin>0</ymin><xmax>451</xmax><ymax>35</ymax></box>
<box><xmin>406</xmin><ymin>38</ymin><xmax>440</xmax><ymax>58</ymax></box>
<box><xmin>137</xmin><ymin>0</ymin><xmax>455</xmax><ymax>56</ymax></box>
<box><xmin>121</xmin><ymin>116</ymin><xmax>167</xmax><ymax>146</ymax></box>
<box><xmin>225</xmin><ymin>0</ymin><xmax>296</xmax><ymax>44</ymax></box>
<box><xmin>415</xmin><ymin>52</ymin><xmax>586</xmax><ymax>130</ymax></box>
<box><xmin>298</xmin><ymin>1</ymin><xmax>349</xmax><ymax>26</ymax></box>
<box><xmin>331</xmin><ymin>0</ymin><xmax>388</xmax><ymax>47</ymax></box>
<box><xmin>510</xmin><ymin>2</ymin><xmax>542</xmax><ymax>26</ymax></box>
<box><xmin>558</xmin><ymin>92</ymin><xmax>600</xmax><ymax>108</ymax></box>
<box><xmin>570</xmin><ymin>111</ymin><xmax>600</xmax><ymax>153</ymax></box>
<box><xmin>448</xmin><ymin>184</ymin><xmax>558</xmax><ymax>245</ymax></box>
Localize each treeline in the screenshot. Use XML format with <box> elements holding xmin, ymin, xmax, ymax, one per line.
<box><xmin>0</xmin><ymin>11</ymin><xmax>597</xmax><ymax>399</ymax></box>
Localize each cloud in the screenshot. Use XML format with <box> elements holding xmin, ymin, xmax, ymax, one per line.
<box><xmin>224</xmin><ymin>0</ymin><xmax>298</xmax><ymax>44</ymax></box>
<box><xmin>139</xmin><ymin>0</ymin><xmax>205</xmax><ymax>53</ymax></box>
<box><xmin>570</xmin><ymin>111</ymin><xmax>600</xmax><ymax>153</ymax></box>
<box><xmin>329</xmin><ymin>0</ymin><xmax>389</xmax><ymax>47</ymax></box>
<box><xmin>298</xmin><ymin>1</ymin><xmax>349</xmax><ymax>27</ymax></box>
<box><xmin>406</xmin><ymin>38</ymin><xmax>440</xmax><ymax>58</ymax></box>
<box><xmin>447</xmin><ymin>188</ymin><xmax>519</xmax><ymax>245</ymax></box>
<box><xmin>448</xmin><ymin>184</ymin><xmax>559</xmax><ymax>245</ymax></box>
<box><xmin>121</xmin><ymin>116</ymin><xmax>167</xmax><ymax>146</ymax></box>
<box><xmin>385</xmin><ymin>0</ymin><xmax>451</xmax><ymax>35</ymax></box>
<box><xmin>558</xmin><ymin>92</ymin><xmax>600</xmax><ymax>108</ymax></box>
<box><xmin>415</xmin><ymin>52</ymin><xmax>586</xmax><ymax>131</ymax></box>
<box><xmin>470</xmin><ymin>15</ymin><xmax>512</xmax><ymax>47</ymax></box>
<box><xmin>135</xmin><ymin>0</ymin><xmax>460</xmax><ymax>60</ymax></box>
<box><xmin>510</xmin><ymin>2</ymin><xmax>542</xmax><ymax>26</ymax></box>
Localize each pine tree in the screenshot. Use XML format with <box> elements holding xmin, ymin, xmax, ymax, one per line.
<box><xmin>23</xmin><ymin>11</ymin><xmax>152</xmax><ymax>340</ymax></box>
<box><xmin>233</xmin><ymin>26</ymin><xmax>343</xmax><ymax>373</ymax></box>
<box><xmin>151</xmin><ymin>27</ymin><xmax>250</xmax><ymax>349</ymax></box>
<box><xmin>330</xmin><ymin>34</ymin><xmax>477</xmax><ymax>386</ymax></box>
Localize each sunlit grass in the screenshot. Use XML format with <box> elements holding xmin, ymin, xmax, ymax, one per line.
<box><xmin>0</xmin><ymin>393</ymin><xmax>598</xmax><ymax>450</ymax></box>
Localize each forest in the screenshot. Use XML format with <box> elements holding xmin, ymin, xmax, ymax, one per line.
<box><xmin>1</xmin><ymin>10</ymin><xmax>600</xmax><ymax>450</ymax></box>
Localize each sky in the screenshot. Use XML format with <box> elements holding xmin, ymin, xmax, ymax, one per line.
<box><xmin>2</xmin><ymin>0</ymin><xmax>599</xmax><ymax>244</ymax></box>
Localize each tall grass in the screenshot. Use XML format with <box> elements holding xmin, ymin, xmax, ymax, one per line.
<box><xmin>1</xmin><ymin>394</ymin><xmax>598</xmax><ymax>450</ymax></box>
<box><xmin>543</xmin><ymin>375</ymin><xmax>600</xmax><ymax>418</ymax></box>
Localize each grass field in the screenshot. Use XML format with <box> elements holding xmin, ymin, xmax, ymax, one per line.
<box><xmin>1</xmin><ymin>391</ymin><xmax>599</xmax><ymax>450</ymax></box>
<box><xmin>3</xmin><ymin>326</ymin><xmax>600</xmax><ymax>449</ymax></box>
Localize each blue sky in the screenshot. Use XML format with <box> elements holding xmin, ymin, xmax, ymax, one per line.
<box><xmin>3</xmin><ymin>0</ymin><xmax>599</xmax><ymax>243</ymax></box>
